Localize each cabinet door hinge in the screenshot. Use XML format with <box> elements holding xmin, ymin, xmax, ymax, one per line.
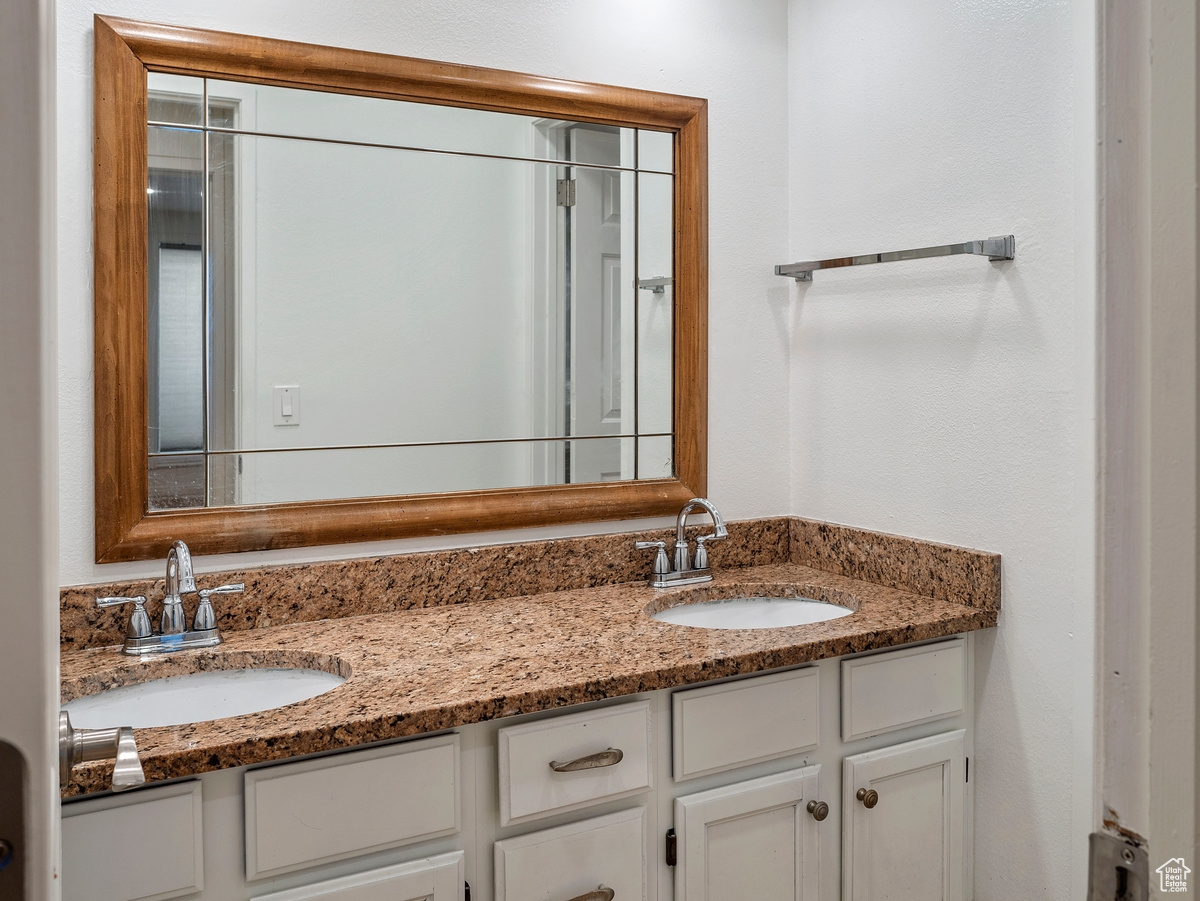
<box><xmin>464</xmin><ymin>881</ymin><xmax>470</xmax><ymax>901</ymax></box>
<box><xmin>966</xmin><ymin>756</ymin><xmax>969</xmax><ymax>783</ymax></box>
<box><xmin>557</xmin><ymin>177</ymin><xmax>577</xmax><ymax>207</ymax></box>
<box><xmin>666</xmin><ymin>828</ymin><xmax>677</xmax><ymax>866</ymax></box>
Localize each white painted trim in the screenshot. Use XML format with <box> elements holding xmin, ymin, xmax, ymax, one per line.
<box><xmin>1070</xmin><ymin>3</ymin><xmax>1100</xmax><ymax>895</ymax></box>
<box><xmin>1096</xmin><ymin>0</ymin><xmax>1198</xmax><ymax>869</ymax></box>
<box><xmin>0</xmin><ymin>0</ymin><xmax>57</xmax><ymax>896</ymax></box>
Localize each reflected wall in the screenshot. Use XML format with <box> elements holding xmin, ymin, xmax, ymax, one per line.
<box><xmin>144</xmin><ymin>75</ymin><xmax>677</xmax><ymax>509</ymax></box>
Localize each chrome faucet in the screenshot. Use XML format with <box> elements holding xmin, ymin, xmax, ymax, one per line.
<box><xmin>636</xmin><ymin>497</ymin><xmax>728</xmax><ymax>588</ymax></box>
<box><xmin>161</xmin><ymin>539</ymin><xmax>196</xmax><ymax>635</ymax></box>
<box><xmin>97</xmin><ymin>540</ymin><xmax>244</xmax><ymax>655</ymax></box>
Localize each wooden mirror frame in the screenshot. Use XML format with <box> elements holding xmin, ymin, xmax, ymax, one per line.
<box><xmin>93</xmin><ymin>15</ymin><xmax>707</xmax><ymax>563</ymax></box>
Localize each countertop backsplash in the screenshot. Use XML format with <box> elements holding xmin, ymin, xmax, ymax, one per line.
<box><xmin>60</xmin><ymin>517</ymin><xmax>998</xmax><ymax>651</ymax></box>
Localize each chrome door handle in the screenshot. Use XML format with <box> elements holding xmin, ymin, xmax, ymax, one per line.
<box><xmin>58</xmin><ymin>711</ymin><xmax>145</xmax><ymax>792</ymax></box>
<box><xmin>565</xmin><ymin>887</ymin><xmax>615</xmax><ymax>901</ymax></box>
<box><xmin>549</xmin><ymin>748</ymin><xmax>624</xmax><ymax>772</ymax></box>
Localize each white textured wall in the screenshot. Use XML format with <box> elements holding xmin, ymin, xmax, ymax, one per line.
<box><xmin>786</xmin><ymin>0</ymin><xmax>1096</xmax><ymax>897</ymax></box>
<box><xmin>57</xmin><ymin>3</ymin><xmax>1101</xmax><ymax>894</ymax></box>
<box><xmin>236</xmin><ymin>91</ymin><xmax>534</xmax><ymax>501</ymax></box>
<box><xmin>57</xmin><ymin>0</ymin><xmax>792</xmax><ymax>584</ymax></box>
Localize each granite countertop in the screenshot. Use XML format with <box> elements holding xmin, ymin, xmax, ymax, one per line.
<box><xmin>61</xmin><ymin>558</ymin><xmax>997</xmax><ymax>796</ymax></box>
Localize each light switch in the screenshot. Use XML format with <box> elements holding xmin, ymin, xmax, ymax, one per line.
<box><xmin>273</xmin><ymin>385</ymin><xmax>300</xmax><ymax>426</ymax></box>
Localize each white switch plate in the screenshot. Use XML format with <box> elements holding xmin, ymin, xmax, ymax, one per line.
<box><xmin>273</xmin><ymin>385</ymin><xmax>300</xmax><ymax>426</ymax></box>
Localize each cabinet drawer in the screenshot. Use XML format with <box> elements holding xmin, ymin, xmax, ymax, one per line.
<box><xmin>672</xmin><ymin>666</ymin><xmax>819</xmax><ymax>781</ymax></box>
<box><xmin>841</xmin><ymin>638</ymin><xmax>965</xmax><ymax>741</ymax></box>
<box><xmin>251</xmin><ymin>851</ymin><xmax>464</xmax><ymax>900</ymax></box>
<box><xmin>494</xmin><ymin>807</ymin><xmax>646</xmax><ymax>901</ymax></box>
<box><xmin>245</xmin><ymin>733</ymin><xmax>459</xmax><ymax>880</ymax></box>
<box><xmin>498</xmin><ymin>701</ymin><xmax>652</xmax><ymax>826</ymax></box>
<box><xmin>62</xmin><ymin>781</ymin><xmax>203</xmax><ymax>901</ymax></box>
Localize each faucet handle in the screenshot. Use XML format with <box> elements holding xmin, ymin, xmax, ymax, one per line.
<box><xmin>193</xmin><ymin>582</ymin><xmax>243</xmax><ymax>631</ymax></box>
<box><xmin>96</xmin><ymin>595</ymin><xmax>151</xmax><ymax>639</ymax></box>
<box><xmin>693</xmin><ymin>533</ymin><xmax>726</xmax><ymax>571</ymax></box>
<box><xmin>634</xmin><ymin>540</ymin><xmax>671</xmax><ymax>576</ymax></box>
<box><xmin>198</xmin><ymin>582</ymin><xmax>244</xmax><ymax>598</ymax></box>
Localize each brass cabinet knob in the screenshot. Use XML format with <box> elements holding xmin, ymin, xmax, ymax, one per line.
<box><xmin>806</xmin><ymin>800</ymin><xmax>830</xmax><ymax>821</ymax></box>
<box><xmin>856</xmin><ymin>788</ymin><xmax>879</xmax><ymax>809</ymax></box>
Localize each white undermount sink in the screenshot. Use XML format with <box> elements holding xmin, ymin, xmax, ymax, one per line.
<box><xmin>651</xmin><ymin>595</ymin><xmax>854</xmax><ymax>629</ymax></box>
<box><xmin>63</xmin><ymin>667</ymin><xmax>347</xmax><ymax>730</ymax></box>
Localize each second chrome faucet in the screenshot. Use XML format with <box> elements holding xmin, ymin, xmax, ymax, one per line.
<box><xmin>635</xmin><ymin>497</ymin><xmax>728</xmax><ymax>588</ymax></box>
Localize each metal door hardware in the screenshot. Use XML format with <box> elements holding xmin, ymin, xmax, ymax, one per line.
<box><xmin>59</xmin><ymin>711</ymin><xmax>145</xmax><ymax>792</ymax></box>
<box><xmin>807</xmin><ymin>800</ymin><xmax>830</xmax><ymax>821</ymax></box>
<box><xmin>776</xmin><ymin>235</ymin><xmax>1016</xmax><ymax>282</ymax></box>
<box><xmin>549</xmin><ymin>748</ymin><xmax>624</xmax><ymax>772</ymax></box>
<box><xmin>0</xmin><ymin>740</ymin><xmax>26</xmax><ymax>895</ymax></box>
<box><xmin>557</xmin><ymin>178</ymin><xmax>576</xmax><ymax>207</ymax></box>
<box><xmin>1087</xmin><ymin>832</ymin><xmax>1147</xmax><ymax>900</ymax></box>
<box><xmin>665</xmin><ymin>828</ymin><xmax>677</xmax><ymax>866</ymax></box>
<box><xmin>856</xmin><ymin>787</ymin><xmax>879</xmax><ymax>808</ymax></box>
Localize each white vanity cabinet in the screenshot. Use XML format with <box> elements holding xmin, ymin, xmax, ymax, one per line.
<box><xmin>660</xmin><ymin>636</ymin><xmax>972</xmax><ymax>901</ymax></box>
<box><xmin>60</xmin><ymin>635</ymin><xmax>975</xmax><ymax>901</ymax></box>
<box><xmin>673</xmin><ymin>766</ymin><xmax>821</xmax><ymax>901</ymax></box>
<box><xmin>841</xmin><ymin>731</ymin><xmax>966</xmax><ymax>901</ymax></box>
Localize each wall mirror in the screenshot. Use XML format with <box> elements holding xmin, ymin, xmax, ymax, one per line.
<box><xmin>94</xmin><ymin>16</ymin><xmax>707</xmax><ymax>562</ymax></box>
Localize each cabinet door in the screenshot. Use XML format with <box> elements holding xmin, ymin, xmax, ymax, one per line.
<box><xmin>842</xmin><ymin>730</ymin><xmax>965</xmax><ymax>901</ymax></box>
<box><xmin>673</xmin><ymin>765</ymin><xmax>820</xmax><ymax>901</ymax></box>
<box><xmin>61</xmin><ymin>781</ymin><xmax>204</xmax><ymax>901</ymax></box>
<box><xmin>250</xmin><ymin>851</ymin><xmax>464</xmax><ymax>901</ymax></box>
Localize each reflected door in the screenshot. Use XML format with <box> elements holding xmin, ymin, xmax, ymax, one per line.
<box><xmin>567</xmin><ymin>125</ymin><xmax>628</xmax><ymax>483</ymax></box>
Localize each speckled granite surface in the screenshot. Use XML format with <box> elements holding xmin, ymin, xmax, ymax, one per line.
<box><xmin>790</xmin><ymin>518</ymin><xmax>1001</xmax><ymax>609</ymax></box>
<box><xmin>60</xmin><ymin>517</ymin><xmax>1000</xmax><ymax>796</ymax></box>
<box><xmin>61</xmin><ymin>562</ymin><xmax>998</xmax><ymax>796</ymax></box>
<box><xmin>60</xmin><ymin>518</ymin><xmax>792</xmax><ymax>650</ymax></box>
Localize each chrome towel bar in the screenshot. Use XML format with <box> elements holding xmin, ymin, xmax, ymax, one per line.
<box><xmin>776</xmin><ymin>234</ymin><xmax>1015</xmax><ymax>282</ymax></box>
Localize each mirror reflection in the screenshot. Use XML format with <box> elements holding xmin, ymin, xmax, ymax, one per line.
<box><xmin>145</xmin><ymin>74</ymin><xmax>676</xmax><ymax>510</ymax></box>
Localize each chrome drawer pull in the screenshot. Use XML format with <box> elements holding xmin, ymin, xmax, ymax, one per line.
<box><xmin>549</xmin><ymin>748</ymin><xmax>624</xmax><ymax>772</ymax></box>
<box><xmin>565</xmin><ymin>887</ymin><xmax>615</xmax><ymax>901</ymax></box>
